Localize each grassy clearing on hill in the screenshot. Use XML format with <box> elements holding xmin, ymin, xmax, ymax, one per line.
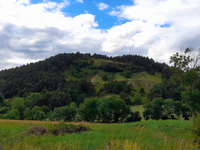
<box><xmin>0</xmin><ymin>119</ymin><xmax>197</xmax><ymax>150</ymax></box>
<box><xmin>91</xmin><ymin>71</ymin><xmax>162</xmax><ymax>92</ymax></box>
<box><xmin>93</xmin><ymin>58</ymin><xmax>127</xmax><ymax>67</ymax></box>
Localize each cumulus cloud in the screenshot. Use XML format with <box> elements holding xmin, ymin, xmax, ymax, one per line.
<box><xmin>0</xmin><ymin>0</ymin><xmax>105</xmax><ymax>70</ymax></box>
<box><xmin>0</xmin><ymin>0</ymin><xmax>200</xmax><ymax>70</ymax></box>
<box><xmin>97</xmin><ymin>2</ymin><xmax>109</xmax><ymax>10</ymax></box>
<box><xmin>105</xmin><ymin>0</ymin><xmax>200</xmax><ymax>62</ymax></box>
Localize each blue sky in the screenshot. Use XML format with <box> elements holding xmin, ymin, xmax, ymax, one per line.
<box><xmin>0</xmin><ymin>0</ymin><xmax>200</xmax><ymax>70</ymax></box>
<box><xmin>31</xmin><ymin>0</ymin><xmax>134</xmax><ymax>29</ymax></box>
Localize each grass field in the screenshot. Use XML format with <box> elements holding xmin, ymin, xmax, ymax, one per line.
<box><xmin>0</xmin><ymin>119</ymin><xmax>197</xmax><ymax>150</ymax></box>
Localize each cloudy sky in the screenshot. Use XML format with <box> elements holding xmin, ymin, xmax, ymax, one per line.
<box><xmin>0</xmin><ymin>0</ymin><xmax>200</xmax><ymax>70</ymax></box>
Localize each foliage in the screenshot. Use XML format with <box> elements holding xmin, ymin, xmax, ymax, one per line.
<box><xmin>126</xmin><ymin>111</ymin><xmax>142</xmax><ymax>122</ymax></box>
<box><xmin>139</xmin><ymin>87</ymin><xmax>145</xmax><ymax>96</ymax></box>
<box><xmin>98</xmin><ymin>95</ymin><xmax>131</xmax><ymax>123</ymax></box>
<box><xmin>120</xmin><ymin>92</ymin><xmax>132</xmax><ymax>105</ymax></box>
<box><xmin>147</xmin><ymin>78</ymin><xmax>185</xmax><ymax>101</ymax></box>
<box><xmin>12</xmin><ymin>97</ymin><xmax>25</xmax><ymax>119</ymax></box>
<box><xmin>143</xmin><ymin>97</ymin><xmax>164</xmax><ymax>120</ymax></box>
<box><xmin>79</xmin><ymin>95</ymin><xmax>135</xmax><ymax>123</ymax></box>
<box><xmin>191</xmin><ymin>112</ymin><xmax>200</xmax><ymax>145</ymax></box>
<box><xmin>3</xmin><ymin>109</ymin><xmax>20</xmax><ymax>120</ymax></box>
<box><xmin>132</xmin><ymin>93</ymin><xmax>142</xmax><ymax>105</ymax></box>
<box><xmin>0</xmin><ymin>52</ymin><xmax>165</xmax><ymax>99</ymax></box>
<box><xmin>123</xmin><ymin>70</ymin><xmax>132</xmax><ymax>78</ymax></box>
<box><xmin>143</xmin><ymin>98</ymin><xmax>192</xmax><ymax>120</ymax></box>
<box><xmin>169</xmin><ymin>48</ymin><xmax>200</xmax><ymax>114</ymax></box>
<box><xmin>23</xmin><ymin>107</ymin><xmax>32</xmax><ymax>120</ymax></box>
<box><xmin>0</xmin><ymin>106</ymin><xmax>9</xmax><ymax>114</ymax></box>
<box><xmin>101</xmin><ymin>81</ymin><xmax>132</xmax><ymax>94</ymax></box>
<box><xmin>0</xmin><ymin>93</ymin><xmax>4</xmax><ymax>103</ymax></box>
<box><xmin>51</xmin><ymin>105</ymin><xmax>77</xmax><ymax>121</ymax></box>
<box><xmin>102</xmin><ymin>74</ymin><xmax>109</xmax><ymax>81</ymax></box>
<box><xmin>79</xmin><ymin>98</ymin><xmax>99</xmax><ymax>122</ymax></box>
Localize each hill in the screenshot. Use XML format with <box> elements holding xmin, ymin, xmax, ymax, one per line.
<box><xmin>0</xmin><ymin>52</ymin><xmax>166</xmax><ymax>106</ymax></box>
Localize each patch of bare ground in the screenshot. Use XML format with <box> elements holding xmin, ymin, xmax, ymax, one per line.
<box><xmin>20</xmin><ymin>122</ymin><xmax>91</xmax><ymax>136</ymax></box>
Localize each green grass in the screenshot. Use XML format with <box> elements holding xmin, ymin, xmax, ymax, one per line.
<box><xmin>0</xmin><ymin>119</ymin><xmax>197</xmax><ymax>150</ymax></box>
<box><xmin>93</xmin><ymin>58</ymin><xmax>127</xmax><ymax>67</ymax></box>
<box><xmin>91</xmin><ymin>71</ymin><xmax>162</xmax><ymax>93</ymax></box>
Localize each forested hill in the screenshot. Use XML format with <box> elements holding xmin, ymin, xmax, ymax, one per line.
<box><xmin>0</xmin><ymin>52</ymin><xmax>166</xmax><ymax>100</ymax></box>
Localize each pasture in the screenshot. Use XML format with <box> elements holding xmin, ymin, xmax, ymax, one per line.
<box><xmin>0</xmin><ymin>119</ymin><xmax>197</xmax><ymax>150</ymax></box>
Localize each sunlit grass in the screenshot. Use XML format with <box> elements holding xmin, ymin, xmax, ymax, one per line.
<box><xmin>0</xmin><ymin>119</ymin><xmax>197</xmax><ymax>150</ymax></box>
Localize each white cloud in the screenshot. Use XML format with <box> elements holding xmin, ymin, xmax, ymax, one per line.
<box><xmin>105</xmin><ymin>0</ymin><xmax>200</xmax><ymax>63</ymax></box>
<box><xmin>0</xmin><ymin>0</ymin><xmax>200</xmax><ymax>70</ymax></box>
<box><xmin>97</xmin><ymin>2</ymin><xmax>109</xmax><ymax>10</ymax></box>
<box><xmin>0</xmin><ymin>0</ymin><xmax>105</xmax><ymax>70</ymax></box>
<box><xmin>76</xmin><ymin>0</ymin><xmax>84</xmax><ymax>3</ymax></box>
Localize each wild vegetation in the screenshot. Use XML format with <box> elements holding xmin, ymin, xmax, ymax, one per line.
<box><xmin>0</xmin><ymin>49</ymin><xmax>200</xmax><ymax>149</ymax></box>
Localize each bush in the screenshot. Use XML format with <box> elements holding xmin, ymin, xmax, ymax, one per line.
<box><xmin>143</xmin><ymin>97</ymin><xmax>164</xmax><ymax>120</ymax></box>
<box><xmin>191</xmin><ymin>112</ymin><xmax>200</xmax><ymax>145</ymax></box>
<box><xmin>3</xmin><ymin>109</ymin><xmax>20</xmax><ymax>120</ymax></box>
<box><xmin>126</xmin><ymin>111</ymin><xmax>142</xmax><ymax>122</ymax></box>
<box><xmin>132</xmin><ymin>93</ymin><xmax>142</xmax><ymax>105</ymax></box>
<box><xmin>0</xmin><ymin>106</ymin><xmax>9</xmax><ymax>114</ymax></box>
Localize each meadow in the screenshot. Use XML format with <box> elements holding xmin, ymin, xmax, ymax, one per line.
<box><xmin>0</xmin><ymin>119</ymin><xmax>198</xmax><ymax>150</ymax></box>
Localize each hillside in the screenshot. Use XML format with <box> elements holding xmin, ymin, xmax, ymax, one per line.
<box><xmin>0</xmin><ymin>52</ymin><xmax>166</xmax><ymax>106</ymax></box>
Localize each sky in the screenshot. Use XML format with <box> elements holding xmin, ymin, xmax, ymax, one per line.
<box><xmin>0</xmin><ymin>0</ymin><xmax>200</xmax><ymax>70</ymax></box>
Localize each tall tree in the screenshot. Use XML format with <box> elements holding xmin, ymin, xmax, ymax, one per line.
<box><xmin>170</xmin><ymin>48</ymin><xmax>200</xmax><ymax>116</ymax></box>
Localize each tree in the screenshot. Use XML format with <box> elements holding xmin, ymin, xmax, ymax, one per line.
<box><xmin>139</xmin><ymin>87</ymin><xmax>145</xmax><ymax>96</ymax></box>
<box><xmin>23</xmin><ymin>107</ymin><xmax>32</xmax><ymax>120</ymax></box>
<box><xmin>0</xmin><ymin>106</ymin><xmax>9</xmax><ymax>114</ymax></box>
<box><xmin>120</xmin><ymin>92</ymin><xmax>132</xmax><ymax>105</ymax></box>
<box><xmin>143</xmin><ymin>97</ymin><xmax>164</xmax><ymax>120</ymax></box>
<box><xmin>3</xmin><ymin>109</ymin><xmax>20</xmax><ymax>120</ymax></box>
<box><xmin>123</xmin><ymin>70</ymin><xmax>132</xmax><ymax>78</ymax></box>
<box><xmin>170</xmin><ymin>48</ymin><xmax>200</xmax><ymax>116</ymax></box>
<box><xmin>98</xmin><ymin>95</ymin><xmax>130</xmax><ymax>123</ymax></box>
<box><xmin>0</xmin><ymin>93</ymin><xmax>4</xmax><ymax>104</ymax></box>
<box><xmin>79</xmin><ymin>98</ymin><xmax>99</xmax><ymax>122</ymax></box>
<box><xmin>132</xmin><ymin>93</ymin><xmax>142</xmax><ymax>105</ymax></box>
<box><xmin>102</xmin><ymin>75</ymin><xmax>109</xmax><ymax>81</ymax></box>
<box><xmin>51</xmin><ymin>105</ymin><xmax>77</xmax><ymax>121</ymax></box>
<box><xmin>12</xmin><ymin>97</ymin><xmax>25</xmax><ymax>119</ymax></box>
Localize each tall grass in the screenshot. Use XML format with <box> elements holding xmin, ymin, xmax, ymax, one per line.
<box><xmin>0</xmin><ymin>119</ymin><xmax>198</xmax><ymax>150</ymax></box>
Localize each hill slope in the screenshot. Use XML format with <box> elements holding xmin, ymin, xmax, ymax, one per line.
<box><xmin>0</xmin><ymin>52</ymin><xmax>165</xmax><ymax>100</ymax></box>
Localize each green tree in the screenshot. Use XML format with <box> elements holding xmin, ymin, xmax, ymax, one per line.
<box><xmin>98</xmin><ymin>95</ymin><xmax>130</xmax><ymax>123</ymax></box>
<box><xmin>79</xmin><ymin>98</ymin><xmax>99</xmax><ymax>122</ymax></box>
<box><xmin>143</xmin><ymin>97</ymin><xmax>164</xmax><ymax>120</ymax></box>
<box><xmin>120</xmin><ymin>92</ymin><xmax>132</xmax><ymax>105</ymax></box>
<box><xmin>23</xmin><ymin>107</ymin><xmax>33</xmax><ymax>120</ymax></box>
<box><xmin>132</xmin><ymin>93</ymin><xmax>142</xmax><ymax>105</ymax></box>
<box><xmin>33</xmin><ymin>110</ymin><xmax>46</xmax><ymax>121</ymax></box>
<box><xmin>51</xmin><ymin>105</ymin><xmax>77</xmax><ymax>121</ymax></box>
<box><xmin>163</xmin><ymin>99</ymin><xmax>174</xmax><ymax>119</ymax></box>
<box><xmin>0</xmin><ymin>93</ymin><xmax>4</xmax><ymax>104</ymax></box>
<box><xmin>0</xmin><ymin>106</ymin><xmax>9</xmax><ymax>114</ymax></box>
<box><xmin>170</xmin><ymin>48</ymin><xmax>200</xmax><ymax>117</ymax></box>
<box><xmin>12</xmin><ymin>97</ymin><xmax>25</xmax><ymax>119</ymax></box>
<box><xmin>139</xmin><ymin>87</ymin><xmax>145</xmax><ymax>96</ymax></box>
<box><xmin>123</xmin><ymin>70</ymin><xmax>132</xmax><ymax>78</ymax></box>
<box><xmin>102</xmin><ymin>75</ymin><xmax>109</xmax><ymax>81</ymax></box>
<box><xmin>3</xmin><ymin>109</ymin><xmax>20</xmax><ymax>120</ymax></box>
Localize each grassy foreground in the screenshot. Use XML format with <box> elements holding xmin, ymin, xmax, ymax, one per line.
<box><xmin>0</xmin><ymin>119</ymin><xmax>198</xmax><ymax>150</ymax></box>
